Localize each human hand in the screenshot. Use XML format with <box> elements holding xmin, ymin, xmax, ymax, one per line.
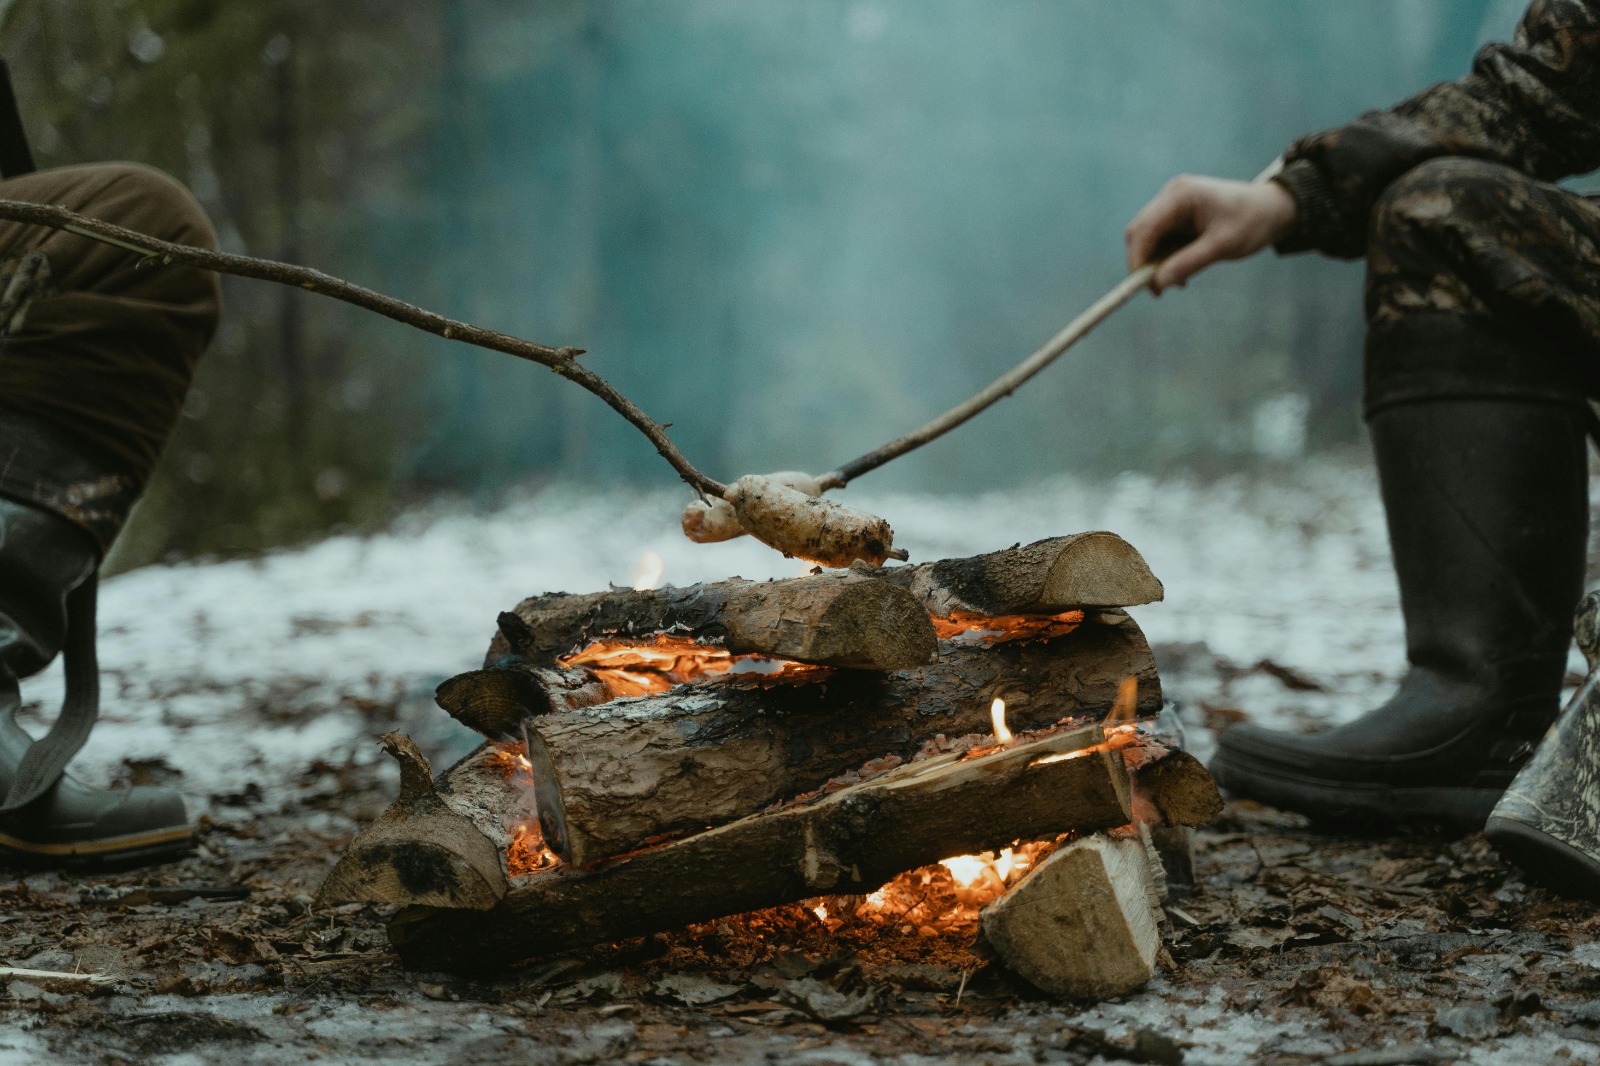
<box><xmin>1124</xmin><ymin>175</ymin><xmax>1299</xmax><ymax>293</ymax></box>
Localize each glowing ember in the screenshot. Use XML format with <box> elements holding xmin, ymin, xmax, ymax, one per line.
<box><xmin>632</xmin><ymin>549</ymin><xmax>666</xmax><ymax>591</ymax></box>
<box><xmin>559</xmin><ymin>634</ymin><xmax>825</xmax><ymax>697</ymax></box>
<box><xmin>990</xmin><ymin>697</ymin><xmax>1014</xmax><ymax>747</ymax></box>
<box><xmin>1030</xmin><ymin>722</ymin><xmax>1144</xmax><ymax>767</ymax></box>
<box><xmin>812</xmin><ymin>903</ymin><xmax>828</xmax><ymax>921</ymax></box>
<box><xmin>846</xmin><ymin>840</ymin><xmax>1062</xmax><ymax>935</ymax></box>
<box><xmin>486</xmin><ymin>745</ymin><xmax>563</xmax><ymax>876</ymax></box>
<box><xmin>932</xmin><ymin>609</ymin><xmax>1084</xmax><ymax>643</ymax></box>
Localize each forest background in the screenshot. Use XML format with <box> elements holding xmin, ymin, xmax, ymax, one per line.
<box><xmin>0</xmin><ymin>0</ymin><xmax>1539</xmax><ymax>570</ymax></box>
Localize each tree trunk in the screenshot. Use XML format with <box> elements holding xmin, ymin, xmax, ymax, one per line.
<box><xmin>878</xmin><ymin>533</ymin><xmax>1163</xmax><ymax>618</ymax></box>
<box><xmin>488</xmin><ymin>568</ymin><xmax>937</xmax><ymax>671</ymax></box>
<box><xmin>318</xmin><ymin>735</ymin><xmax>528</xmax><ymax>911</ymax></box>
<box><xmin>527</xmin><ymin>612</ymin><xmax>1160</xmax><ymax>865</ymax></box>
<box><xmin>389</xmin><ymin>723</ymin><xmax>1132</xmax><ymax>972</ymax></box>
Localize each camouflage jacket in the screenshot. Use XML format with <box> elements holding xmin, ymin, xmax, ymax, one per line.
<box><xmin>1277</xmin><ymin>0</ymin><xmax>1600</xmax><ymax>257</ymax></box>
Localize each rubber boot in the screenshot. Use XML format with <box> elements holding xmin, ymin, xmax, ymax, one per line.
<box><xmin>1210</xmin><ymin>320</ymin><xmax>1589</xmax><ymax>829</ymax></box>
<box><xmin>1485</xmin><ymin>591</ymin><xmax>1600</xmax><ymax>897</ymax></box>
<box><xmin>0</xmin><ymin>496</ymin><xmax>190</xmax><ymax>865</ymax></box>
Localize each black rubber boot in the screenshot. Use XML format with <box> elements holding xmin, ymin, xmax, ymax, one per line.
<box><xmin>1210</xmin><ymin>316</ymin><xmax>1590</xmax><ymax>830</ymax></box>
<box><xmin>0</xmin><ymin>496</ymin><xmax>190</xmax><ymax>866</ymax></box>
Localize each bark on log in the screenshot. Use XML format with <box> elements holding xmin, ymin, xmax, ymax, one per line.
<box><xmin>878</xmin><ymin>533</ymin><xmax>1163</xmax><ymax>617</ymax></box>
<box><xmin>434</xmin><ymin>664</ymin><xmax>611</xmax><ymax>742</ymax></box>
<box><xmin>487</xmin><ymin>569</ymin><xmax>937</xmax><ymax>671</ymax></box>
<box><xmin>388</xmin><ymin>724</ymin><xmax>1132</xmax><ymax>972</ymax></box>
<box><xmin>527</xmin><ymin>612</ymin><xmax>1161</xmax><ymax>865</ymax></box>
<box><xmin>979</xmin><ymin>831</ymin><xmax>1164</xmax><ymax>1000</ymax></box>
<box><xmin>318</xmin><ymin>736</ymin><xmax>528</xmax><ymax>911</ymax></box>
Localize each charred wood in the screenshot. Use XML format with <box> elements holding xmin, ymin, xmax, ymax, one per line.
<box><xmin>527</xmin><ymin>613</ymin><xmax>1160</xmax><ymax>865</ymax></box>
<box><xmin>388</xmin><ymin>724</ymin><xmax>1131</xmax><ymax>972</ymax></box>
<box><xmin>318</xmin><ymin>735</ymin><xmax>527</xmax><ymax>911</ymax></box>
<box><xmin>488</xmin><ymin>569</ymin><xmax>936</xmax><ymax>672</ymax></box>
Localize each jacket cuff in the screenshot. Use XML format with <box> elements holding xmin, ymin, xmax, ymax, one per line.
<box><xmin>1271</xmin><ymin>159</ymin><xmax>1347</xmax><ymax>256</ymax></box>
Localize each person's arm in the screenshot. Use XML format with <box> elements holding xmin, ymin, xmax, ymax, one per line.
<box><xmin>1126</xmin><ymin>0</ymin><xmax>1600</xmax><ymax>289</ymax></box>
<box><xmin>1281</xmin><ymin>0</ymin><xmax>1600</xmax><ymax>258</ymax></box>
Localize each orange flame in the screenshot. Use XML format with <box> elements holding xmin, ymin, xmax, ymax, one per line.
<box><xmin>559</xmin><ymin>634</ymin><xmax>826</xmax><ymax>697</ymax></box>
<box><xmin>932</xmin><ymin>609</ymin><xmax>1084</xmax><ymax>643</ymax></box>
<box><xmin>990</xmin><ymin>697</ymin><xmax>1014</xmax><ymax>747</ymax></box>
<box><xmin>1106</xmin><ymin>675</ymin><xmax>1139</xmax><ymax>724</ymax></box>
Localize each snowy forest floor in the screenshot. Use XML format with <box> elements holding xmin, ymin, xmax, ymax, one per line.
<box><xmin>4</xmin><ymin>456</ymin><xmax>1600</xmax><ymax>1065</ymax></box>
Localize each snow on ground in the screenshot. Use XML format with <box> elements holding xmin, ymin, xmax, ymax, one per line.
<box><xmin>30</xmin><ymin>453</ymin><xmax>1414</xmax><ymax>800</ymax></box>
<box><xmin>13</xmin><ymin>455</ymin><xmax>1600</xmax><ymax>1064</ymax></box>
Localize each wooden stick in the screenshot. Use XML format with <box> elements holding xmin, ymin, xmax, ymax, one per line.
<box><xmin>0</xmin><ymin>967</ymin><xmax>115</xmax><ymax>985</ymax></box>
<box><xmin>387</xmin><ymin>723</ymin><xmax>1131</xmax><ymax>972</ymax></box>
<box><xmin>0</xmin><ymin>199</ymin><xmax>727</xmax><ymax>497</ymax></box>
<box><xmin>823</xmin><ymin>265</ymin><xmax>1155</xmax><ymax>487</ymax></box>
<box><xmin>823</xmin><ymin>162</ymin><xmax>1281</xmax><ymax>487</ymax></box>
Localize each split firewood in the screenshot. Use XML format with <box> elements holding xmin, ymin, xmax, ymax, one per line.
<box><xmin>879</xmin><ymin>532</ymin><xmax>1163</xmax><ymax>618</ymax></box>
<box><xmin>979</xmin><ymin>830</ymin><xmax>1165</xmax><ymax>1000</ymax></box>
<box><xmin>387</xmin><ymin>723</ymin><xmax>1132</xmax><ymax>972</ymax></box>
<box><xmin>318</xmin><ymin>734</ymin><xmax>528</xmax><ymax>911</ymax></box>
<box><xmin>526</xmin><ymin>613</ymin><xmax>1160</xmax><ymax>864</ymax></box>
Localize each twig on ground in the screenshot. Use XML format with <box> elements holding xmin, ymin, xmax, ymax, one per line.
<box><xmin>0</xmin><ymin>966</ymin><xmax>115</xmax><ymax>984</ymax></box>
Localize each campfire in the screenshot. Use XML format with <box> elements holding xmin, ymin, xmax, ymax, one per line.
<box><xmin>322</xmin><ymin>532</ymin><xmax>1220</xmax><ymax>1001</ymax></box>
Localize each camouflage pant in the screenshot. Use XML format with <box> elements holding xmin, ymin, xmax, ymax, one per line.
<box><xmin>1364</xmin><ymin>156</ymin><xmax>1600</xmax><ymax>419</ymax></box>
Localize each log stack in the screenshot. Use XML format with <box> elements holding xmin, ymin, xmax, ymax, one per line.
<box><xmin>321</xmin><ymin>532</ymin><xmax>1221</xmax><ymax>998</ymax></box>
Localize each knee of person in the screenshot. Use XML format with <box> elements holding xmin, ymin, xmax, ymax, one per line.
<box><xmin>1370</xmin><ymin>157</ymin><xmax>1524</xmax><ymax>249</ymax></box>
<box><xmin>98</xmin><ymin>162</ymin><xmax>219</xmax><ymax>252</ymax></box>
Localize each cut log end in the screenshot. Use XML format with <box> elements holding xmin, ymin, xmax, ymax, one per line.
<box><xmin>979</xmin><ymin>832</ymin><xmax>1163</xmax><ymax>1000</ymax></box>
<box><xmin>434</xmin><ymin>669</ymin><xmax>547</xmax><ymax>741</ymax></box>
<box><xmin>317</xmin><ymin>735</ymin><xmax>513</xmax><ymax>911</ymax></box>
<box><xmin>318</xmin><ymin>814</ymin><xmax>506</xmax><ymax>911</ymax></box>
<box><xmin>883</xmin><ymin>532</ymin><xmax>1163</xmax><ymax>618</ymax></box>
<box><xmin>1133</xmin><ymin>750</ymin><xmax>1223</xmax><ymax>827</ymax></box>
<box><xmin>1039</xmin><ymin>531</ymin><xmax>1164</xmax><ymax>610</ymax></box>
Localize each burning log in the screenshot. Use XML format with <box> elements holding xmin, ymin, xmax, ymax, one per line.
<box><xmin>318</xmin><ymin>735</ymin><xmax>528</xmax><ymax>910</ymax></box>
<box><xmin>490</xmin><ymin>568</ymin><xmax>936</xmax><ymax>671</ymax></box>
<box><xmin>979</xmin><ymin>830</ymin><xmax>1166</xmax><ymax>1000</ymax></box>
<box><xmin>527</xmin><ymin>613</ymin><xmax>1160</xmax><ymax>865</ymax></box>
<box><xmin>387</xmin><ymin>723</ymin><xmax>1132</xmax><ymax>973</ymax></box>
<box><xmin>879</xmin><ymin>533</ymin><xmax>1163</xmax><ymax>619</ymax></box>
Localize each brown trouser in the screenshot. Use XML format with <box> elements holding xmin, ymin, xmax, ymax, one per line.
<box><xmin>0</xmin><ymin>163</ymin><xmax>219</xmax><ymax>552</ymax></box>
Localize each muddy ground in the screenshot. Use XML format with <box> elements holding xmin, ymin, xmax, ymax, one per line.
<box><xmin>4</xmin><ymin>700</ymin><xmax>1600</xmax><ymax>1066</ymax></box>
<box><xmin>5</xmin><ymin>466</ymin><xmax>1600</xmax><ymax>1063</ymax></box>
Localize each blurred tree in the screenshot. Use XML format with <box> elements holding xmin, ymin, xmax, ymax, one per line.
<box><xmin>1</xmin><ymin>0</ymin><xmax>439</xmax><ymax>569</ymax></box>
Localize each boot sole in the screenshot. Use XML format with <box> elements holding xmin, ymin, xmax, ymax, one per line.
<box><xmin>1211</xmin><ymin>753</ymin><xmax>1499</xmax><ymax>831</ymax></box>
<box><xmin>0</xmin><ymin>824</ymin><xmax>193</xmax><ymax>869</ymax></box>
<box><xmin>1484</xmin><ymin>816</ymin><xmax>1600</xmax><ymax>899</ymax></box>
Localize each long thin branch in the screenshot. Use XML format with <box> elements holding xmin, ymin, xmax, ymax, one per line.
<box><xmin>821</xmin><ymin>161</ymin><xmax>1282</xmax><ymax>489</ymax></box>
<box><xmin>0</xmin><ymin>199</ymin><xmax>727</xmax><ymax>497</ymax></box>
<box><xmin>821</xmin><ymin>264</ymin><xmax>1154</xmax><ymax>488</ymax></box>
